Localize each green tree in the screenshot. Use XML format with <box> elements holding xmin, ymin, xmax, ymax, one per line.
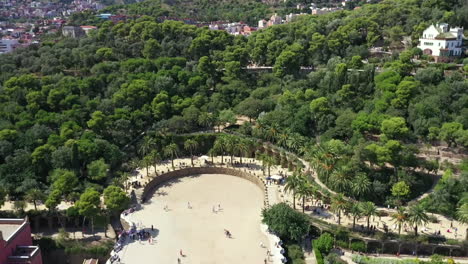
<box><xmin>0</xmin><ymin>188</ymin><xmax>6</xmax><ymax>208</ymax></box>
<box><xmin>103</xmin><ymin>185</ymin><xmax>130</xmax><ymax>215</ymax></box>
<box><xmin>25</xmin><ymin>188</ymin><xmax>46</xmax><ymax>211</ymax></box>
<box><xmin>391</xmin><ymin>181</ymin><xmax>410</xmax><ymax>205</ymax></box>
<box><xmin>273</xmin><ymin>50</ymin><xmax>300</xmax><ymax>78</ymax></box>
<box><xmin>381</xmin><ymin>117</ymin><xmax>409</xmax><ymax>139</ymax></box>
<box><xmin>439</xmin><ymin>122</ymin><xmax>463</xmax><ymax>147</ymax></box>
<box><xmin>76</xmin><ymin>188</ymin><xmax>101</xmax><ymax>235</ymax></box>
<box><xmin>50</xmin><ymin>169</ymin><xmax>78</xmax><ymax>199</ymax></box>
<box><xmin>261</xmin><ymin>203</ymin><xmax>310</xmax><ymax>242</ymax></box>
<box><xmin>184</xmin><ymin>139</ymin><xmax>199</xmax><ymax>167</ymax></box>
<box><xmin>142</xmin><ymin>39</ymin><xmax>161</xmax><ymax>59</ymax></box>
<box><xmin>87</xmin><ymin>158</ymin><xmax>109</xmax><ymax>181</ymax></box>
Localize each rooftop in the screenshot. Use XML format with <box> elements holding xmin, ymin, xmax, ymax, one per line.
<box><xmin>0</xmin><ymin>219</ymin><xmax>26</xmax><ymax>242</ymax></box>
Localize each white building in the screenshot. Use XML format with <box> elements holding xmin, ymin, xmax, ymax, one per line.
<box><xmin>0</xmin><ymin>39</ymin><xmax>19</xmax><ymax>54</ymax></box>
<box><xmin>417</xmin><ymin>23</ymin><xmax>464</xmax><ymax>61</ymax></box>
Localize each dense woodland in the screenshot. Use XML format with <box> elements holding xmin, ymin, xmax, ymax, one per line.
<box><xmin>0</xmin><ymin>0</ymin><xmax>467</xmax><ymax>220</ymax></box>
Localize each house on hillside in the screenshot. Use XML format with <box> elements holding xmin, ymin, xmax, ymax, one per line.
<box><xmin>62</xmin><ymin>25</ymin><xmax>85</xmax><ymax>38</ymax></box>
<box><xmin>417</xmin><ymin>23</ymin><xmax>464</xmax><ymax>62</ymax></box>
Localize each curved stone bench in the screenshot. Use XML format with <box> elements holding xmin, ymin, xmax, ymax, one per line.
<box><xmin>140</xmin><ymin>167</ymin><xmax>268</xmax><ymax>206</ymax></box>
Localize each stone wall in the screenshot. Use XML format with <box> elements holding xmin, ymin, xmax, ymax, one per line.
<box><xmin>140</xmin><ymin>167</ymin><xmax>268</xmax><ymax>205</ymax></box>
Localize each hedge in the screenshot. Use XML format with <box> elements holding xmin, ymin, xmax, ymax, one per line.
<box><xmin>313</xmin><ymin>241</ymin><xmax>325</xmax><ymax>264</ymax></box>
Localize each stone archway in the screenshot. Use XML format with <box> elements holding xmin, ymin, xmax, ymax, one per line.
<box><xmin>399</xmin><ymin>242</ymin><xmax>417</xmax><ymax>255</ymax></box>
<box><xmin>367</xmin><ymin>240</ymin><xmax>383</xmax><ymax>254</ymax></box>
<box><xmin>382</xmin><ymin>241</ymin><xmax>399</xmax><ymax>255</ymax></box>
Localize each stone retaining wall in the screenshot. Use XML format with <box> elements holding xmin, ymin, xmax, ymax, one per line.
<box><xmin>140</xmin><ymin>167</ymin><xmax>269</xmax><ymax>206</ymax></box>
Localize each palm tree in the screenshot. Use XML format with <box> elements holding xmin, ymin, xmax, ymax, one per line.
<box><xmin>236</xmin><ymin>139</ymin><xmax>250</xmax><ymax>164</ymax></box>
<box><xmin>184</xmin><ymin>139</ymin><xmax>199</xmax><ymax>167</ymax></box>
<box><xmin>284</xmin><ymin>172</ymin><xmax>303</xmax><ymax>209</ymax></box>
<box><xmin>164</xmin><ymin>143</ymin><xmax>179</xmax><ymax>170</ymax></box>
<box><xmin>150</xmin><ymin>150</ymin><xmax>161</xmax><ymax>175</ymax></box>
<box><xmin>277</xmin><ymin>132</ymin><xmax>289</xmax><ymax>148</ymax></box>
<box><xmin>407</xmin><ymin>204</ymin><xmax>429</xmax><ymax>236</ymax></box>
<box><xmin>119</xmin><ymin>172</ymin><xmax>130</xmax><ymax>191</ymax></box>
<box><xmin>351</xmin><ymin>172</ymin><xmax>371</xmax><ymax>200</ymax></box>
<box><xmin>208</xmin><ymin>148</ymin><xmax>215</xmax><ymax>163</ymax></box>
<box><xmin>139</xmin><ymin>136</ymin><xmax>154</xmax><ymax>158</ymax></box>
<box><xmin>361</xmin><ymin>201</ymin><xmax>377</xmax><ymax>230</ymax></box>
<box><xmin>213</xmin><ymin>137</ymin><xmax>226</xmax><ymax>163</ymax></box>
<box><xmin>349</xmin><ymin>203</ymin><xmax>362</xmax><ymax>229</ymax></box>
<box><xmin>392</xmin><ymin>207</ymin><xmax>407</xmax><ymax>235</ymax></box>
<box><xmin>265</xmin><ymin>124</ymin><xmax>280</xmax><ymax>143</ymax></box>
<box><xmin>456</xmin><ymin>202</ymin><xmax>468</xmax><ymax>240</ymax></box>
<box><xmin>308</xmin><ymin>145</ymin><xmax>336</xmax><ymax>184</ymax></box>
<box><xmin>296</xmin><ymin>178</ymin><xmax>315</xmax><ymax>213</ymax></box>
<box><xmin>287</xmin><ymin>133</ymin><xmax>306</xmax><ymax>153</ymax></box>
<box><xmin>329</xmin><ymin>166</ymin><xmax>351</xmax><ymax>193</ymax></box>
<box><xmin>223</xmin><ymin>135</ymin><xmax>237</xmax><ymax>165</ymax></box>
<box><xmin>142</xmin><ymin>155</ymin><xmax>152</xmax><ymax>177</ymax></box>
<box><xmin>198</xmin><ymin>112</ymin><xmax>214</xmax><ymax>130</ymax></box>
<box><xmin>262</xmin><ymin>154</ymin><xmax>276</xmax><ymax>177</ymax></box>
<box><xmin>331</xmin><ymin>194</ymin><xmax>348</xmax><ymax>225</ymax></box>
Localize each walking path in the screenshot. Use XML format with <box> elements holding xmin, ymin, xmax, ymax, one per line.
<box><xmin>342</xmin><ymin>250</ymin><xmax>468</xmax><ymax>264</ymax></box>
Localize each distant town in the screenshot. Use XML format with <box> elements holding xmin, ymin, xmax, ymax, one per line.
<box><xmin>0</xmin><ymin>0</ymin><xmax>355</xmax><ymax>54</ymax></box>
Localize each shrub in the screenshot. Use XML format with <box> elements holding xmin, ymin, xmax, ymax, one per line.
<box><xmin>336</xmin><ymin>240</ymin><xmax>348</xmax><ymax>249</ymax></box>
<box><xmin>352</xmin><ymin>254</ymin><xmax>421</xmax><ymax>264</ymax></box>
<box><xmin>313</xmin><ymin>241</ymin><xmax>324</xmax><ymax>264</ymax></box>
<box><xmin>324</xmin><ymin>253</ymin><xmax>347</xmax><ymax>264</ymax></box>
<box><xmin>286</xmin><ymin>244</ymin><xmax>305</xmax><ymax>264</ymax></box>
<box><xmin>314</xmin><ymin>233</ymin><xmax>334</xmax><ymax>255</ymax></box>
<box><xmin>350</xmin><ymin>241</ymin><xmax>366</xmax><ymax>252</ymax></box>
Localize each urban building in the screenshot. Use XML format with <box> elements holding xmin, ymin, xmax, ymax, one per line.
<box><xmin>62</xmin><ymin>25</ymin><xmax>85</xmax><ymax>38</ymax></box>
<box><xmin>0</xmin><ymin>39</ymin><xmax>19</xmax><ymax>54</ymax></box>
<box><xmin>417</xmin><ymin>23</ymin><xmax>464</xmax><ymax>62</ymax></box>
<box><xmin>0</xmin><ymin>218</ymin><xmax>42</xmax><ymax>264</ymax></box>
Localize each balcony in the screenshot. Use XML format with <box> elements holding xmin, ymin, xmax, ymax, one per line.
<box><xmin>7</xmin><ymin>246</ymin><xmax>41</xmax><ymax>264</ymax></box>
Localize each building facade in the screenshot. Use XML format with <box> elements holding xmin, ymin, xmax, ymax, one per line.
<box><xmin>417</xmin><ymin>23</ymin><xmax>464</xmax><ymax>61</ymax></box>
<box><xmin>0</xmin><ymin>39</ymin><xmax>19</xmax><ymax>54</ymax></box>
<box><xmin>0</xmin><ymin>218</ymin><xmax>42</xmax><ymax>264</ymax></box>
